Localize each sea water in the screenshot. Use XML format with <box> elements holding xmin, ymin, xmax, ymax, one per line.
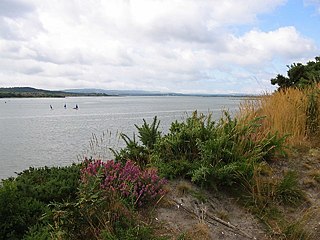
<box><xmin>0</xmin><ymin>96</ymin><xmax>243</xmax><ymax>179</ymax></box>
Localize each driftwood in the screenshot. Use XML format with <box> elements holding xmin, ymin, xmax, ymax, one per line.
<box><xmin>170</xmin><ymin>198</ymin><xmax>255</xmax><ymax>239</ymax></box>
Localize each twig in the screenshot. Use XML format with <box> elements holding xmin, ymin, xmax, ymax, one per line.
<box><xmin>171</xmin><ymin>198</ymin><xmax>255</xmax><ymax>239</ymax></box>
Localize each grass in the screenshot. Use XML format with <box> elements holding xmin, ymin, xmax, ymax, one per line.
<box><xmin>308</xmin><ymin>169</ymin><xmax>320</xmax><ymax>183</ymax></box>
<box><xmin>185</xmin><ymin>223</ymin><xmax>211</xmax><ymax>240</ymax></box>
<box><xmin>176</xmin><ymin>181</ymin><xmax>193</xmax><ymax>196</ymax></box>
<box><xmin>237</xmin><ymin>85</ymin><xmax>320</xmax><ymax>239</ymax></box>
<box><xmin>275</xmin><ymin>171</ymin><xmax>306</xmax><ymax>206</ymax></box>
<box><xmin>240</xmin><ymin>84</ymin><xmax>320</xmax><ymax>146</ymax></box>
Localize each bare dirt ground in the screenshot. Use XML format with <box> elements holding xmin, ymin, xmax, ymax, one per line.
<box><xmin>152</xmin><ymin>147</ymin><xmax>320</xmax><ymax>240</ymax></box>
<box><xmin>154</xmin><ymin>179</ymin><xmax>269</xmax><ymax>240</ymax></box>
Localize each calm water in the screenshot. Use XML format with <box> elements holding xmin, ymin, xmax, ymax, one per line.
<box><xmin>0</xmin><ymin>96</ymin><xmax>243</xmax><ymax>179</ymax></box>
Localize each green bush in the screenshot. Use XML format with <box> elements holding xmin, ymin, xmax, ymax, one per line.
<box><xmin>23</xmin><ymin>224</ymin><xmax>53</xmax><ymax>240</ymax></box>
<box><xmin>135</xmin><ymin>116</ymin><xmax>161</xmax><ymax>150</ymax></box>
<box><xmin>111</xmin><ymin>116</ymin><xmax>161</xmax><ymax>168</ymax></box>
<box><xmin>14</xmin><ymin>164</ymin><xmax>81</xmax><ymax>203</ymax></box>
<box><xmin>111</xmin><ymin>133</ymin><xmax>150</xmax><ymax>168</ymax></box>
<box><xmin>0</xmin><ymin>164</ymin><xmax>81</xmax><ymax>240</ymax></box>
<box><xmin>154</xmin><ymin>111</ymin><xmax>214</xmax><ymax>163</ymax></box>
<box><xmin>151</xmin><ymin>111</ymin><xmax>287</xmax><ymax>187</ymax></box>
<box><xmin>0</xmin><ymin>180</ymin><xmax>47</xmax><ymax>240</ymax></box>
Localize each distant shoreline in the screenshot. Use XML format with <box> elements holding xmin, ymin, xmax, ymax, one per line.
<box><xmin>0</xmin><ymin>87</ymin><xmax>257</xmax><ymax>98</ymax></box>
<box><xmin>0</xmin><ymin>93</ymin><xmax>114</xmax><ymax>98</ymax></box>
<box><xmin>0</xmin><ymin>87</ymin><xmax>113</xmax><ymax>98</ymax></box>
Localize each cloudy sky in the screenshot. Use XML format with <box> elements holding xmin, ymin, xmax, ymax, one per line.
<box><xmin>0</xmin><ymin>0</ymin><xmax>319</xmax><ymax>94</ymax></box>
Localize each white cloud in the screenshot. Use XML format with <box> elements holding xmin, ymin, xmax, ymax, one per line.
<box><xmin>223</xmin><ymin>27</ymin><xmax>315</xmax><ymax>65</ymax></box>
<box><xmin>0</xmin><ymin>0</ymin><xmax>318</xmax><ymax>93</ymax></box>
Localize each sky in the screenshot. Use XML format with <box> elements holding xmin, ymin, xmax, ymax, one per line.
<box><xmin>0</xmin><ymin>0</ymin><xmax>319</xmax><ymax>94</ymax></box>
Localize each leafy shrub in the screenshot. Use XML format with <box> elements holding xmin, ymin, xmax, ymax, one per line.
<box><xmin>111</xmin><ymin>117</ymin><xmax>161</xmax><ymax>168</ymax></box>
<box><xmin>154</xmin><ymin>111</ymin><xmax>214</xmax><ymax>164</ymax></box>
<box><xmin>135</xmin><ymin>116</ymin><xmax>161</xmax><ymax>150</ymax></box>
<box><xmin>14</xmin><ymin>164</ymin><xmax>81</xmax><ymax>203</ymax></box>
<box><xmin>81</xmin><ymin>159</ymin><xmax>167</xmax><ymax>208</ymax></box>
<box><xmin>111</xmin><ymin>133</ymin><xmax>150</xmax><ymax>168</ymax></box>
<box><xmin>0</xmin><ymin>179</ymin><xmax>48</xmax><ymax>240</ymax></box>
<box><xmin>152</xmin><ymin>111</ymin><xmax>286</xmax><ymax>187</ymax></box>
<box><xmin>23</xmin><ymin>224</ymin><xmax>53</xmax><ymax>240</ymax></box>
<box><xmin>0</xmin><ymin>164</ymin><xmax>81</xmax><ymax>240</ymax></box>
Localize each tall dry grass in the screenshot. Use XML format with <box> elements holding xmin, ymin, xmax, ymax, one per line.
<box><xmin>239</xmin><ymin>84</ymin><xmax>320</xmax><ymax>146</ymax></box>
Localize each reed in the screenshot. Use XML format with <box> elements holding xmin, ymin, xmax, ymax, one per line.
<box><xmin>240</xmin><ymin>84</ymin><xmax>320</xmax><ymax>146</ymax></box>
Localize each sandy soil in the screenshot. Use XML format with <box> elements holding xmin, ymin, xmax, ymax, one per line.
<box><xmin>152</xmin><ymin>147</ymin><xmax>320</xmax><ymax>240</ymax></box>
<box><xmin>154</xmin><ymin>180</ymin><xmax>269</xmax><ymax>239</ymax></box>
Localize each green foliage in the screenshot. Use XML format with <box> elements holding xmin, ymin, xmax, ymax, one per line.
<box><xmin>104</xmin><ymin>223</ymin><xmax>164</xmax><ymax>240</ymax></box>
<box><xmin>111</xmin><ymin>133</ymin><xmax>149</xmax><ymax>168</ymax></box>
<box><xmin>243</xmin><ymin>167</ymin><xmax>305</xmax><ymax>208</ymax></box>
<box><xmin>0</xmin><ymin>160</ymin><xmax>164</xmax><ymax>239</ymax></box>
<box><xmin>275</xmin><ymin>171</ymin><xmax>305</xmax><ymax>206</ymax></box>
<box><xmin>0</xmin><ymin>164</ymin><xmax>81</xmax><ymax>240</ymax></box>
<box><xmin>14</xmin><ymin>164</ymin><xmax>81</xmax><ymax>203</ymax></box>
<box><xmin>0</xmin><ymin>180</ymin><xmax>47</xmax><ymax>240</ymax></box>
<box><xmin>152</xmin><ymin>111</ymin><xmax>215</xmax><ymax>178</ymax></box>
<box><xmin>152</xmin><ymin>111</ymin><xmax>286</xmax><ymax>187</ymax></box>
<box><xmin>135</xmin><ymin>116</ymin><xmax>161</xmax><ymax>150</ymax></box>
<box><xmin>306</xmin><ymin>89</ymin><xmax>320</xmax><ymax>135</ymax></box>
<box><xmin>48</xmin><ymin>188</ymin><xmax>121</xmax><ymax>239</ymax></box>
<box><xmin>111</xmin><ymin>116</ymin><xmax>161</xmax><ymax>168</ymax></box>
<box><xmin>282</xmin><ymin>219</ymin><xmax>312</xmax><ymax>240</ymax></box>
<box><xmin>23</xmin><ymin>224</ymin><xmax>53</xmax><ymax>240</ymax></box>
<box><xmin>152</xmin><ymin>156</ymin><xmax>191</xmax><ymax>180</ymax></box>
<box><xmin>271</xmin><ymin>56</ymin><xmax>320</xmax><ymax>90</ymax></box>
<box><xmin>155</xmin><ymin>111</ymin><xmax>214</xmax><ymax>163</ymax></box>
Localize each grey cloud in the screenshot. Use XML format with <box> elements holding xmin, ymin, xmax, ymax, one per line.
<box><xmin>22</xmin><ymin>66</ymin><xmax>43</xmax><ymax>75</ymax></box>
<box><xmin>0</xmin><ymin>20</ymin><xmax>18</xmax><ymax>39</ymax></box>
<box><xmin>34</xmin><ymin>51</ymin><xmax>86</xmax><ymax>65</ymax></box>
<box><xmin>0</xmin><ymin>0</ymin><xmax>35</xmax><ymax>18</ymax></box>
<box><xmin>149</xmin><ymin>20</ymin><xmax>209</xmax><ymax>43</ymax></box>
<box><xmin>32</xmin><ymin>45</ymin><xmax>134</xmax><ymax>67</ymax></box>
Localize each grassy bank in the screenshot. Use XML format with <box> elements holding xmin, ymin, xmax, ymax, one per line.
<box><xmin>240</xmin><ymin>84</ymin><xmax>320</xmax><ymax>146</ymax></box>
<box><xmin>1</xmin><ymin>84</ymin><xmax>320</xmax><ymax>239</ymax></box>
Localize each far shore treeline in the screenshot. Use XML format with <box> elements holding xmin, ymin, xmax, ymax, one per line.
<box><xmin>0</xmin><ymin>87</ymin><xmax>255</xmax><ymax>98</ymax></box>
<box><xmin>0</xmin><ymin>87</ymin><xmax>111</xmax><ymax>98</ymax></box>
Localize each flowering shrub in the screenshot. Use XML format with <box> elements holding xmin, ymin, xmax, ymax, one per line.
<box><xmin>81</xmin><ymin>159</ymin><xmax>167</xmax><ymax>207</ymax></box>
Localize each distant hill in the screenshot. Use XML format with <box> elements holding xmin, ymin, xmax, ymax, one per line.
<box><xmin>64</xmin><ymin>88</ymin><xmax>253</xmax><ymax>97</ymax></box>
<box><xmin>0</xmin><ymin>87</ymin><xmax>111</xmax><ymax>98</ymax></box>
<box><xmin>64</xmin><ymin>88</ymin><xmax>182</xmax><ymax>96</ymax></box>
<box><xmin>0</xmin><ymin>87</ymin><xmax>254</xmax><ymax>98</ymax></box>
